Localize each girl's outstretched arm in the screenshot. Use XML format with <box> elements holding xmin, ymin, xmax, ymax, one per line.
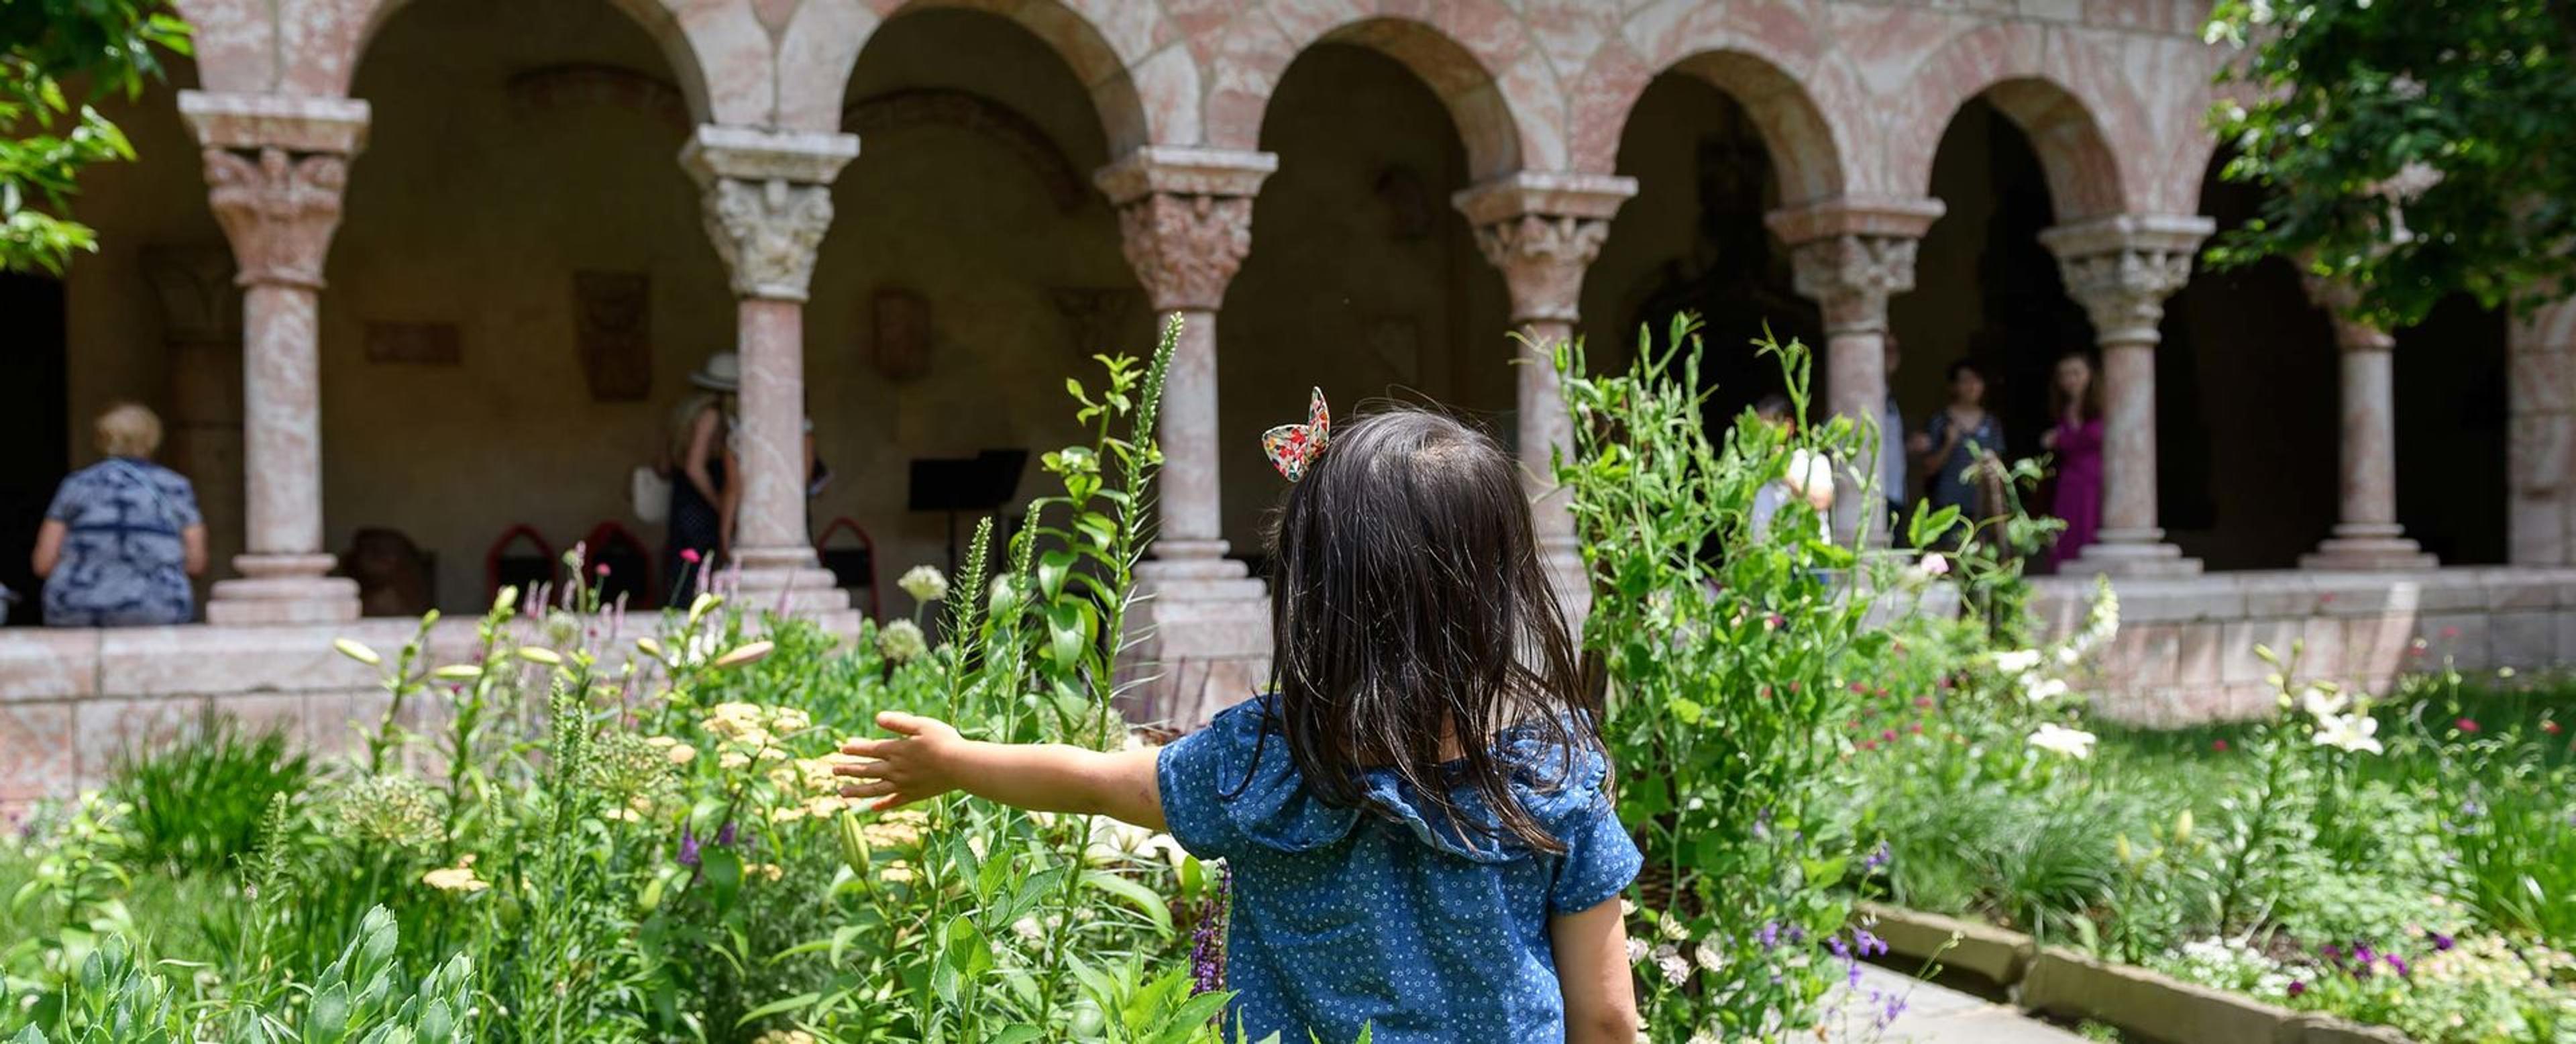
<box><xmin>835</xmin><ymin>711</ymin><xmax>1167</xmax><ymax>831</ymax></box>
<box><xmin>1551</xmin><ymin>897</ymin><xmax>1642</xmax><ymax>1043</ymax></box>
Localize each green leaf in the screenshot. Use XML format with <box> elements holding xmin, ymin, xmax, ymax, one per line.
<box><xmin>987</xmin><ymin>1028</ymin><xmax>1044</xmax><ymax>1044</ymax></box>
<box><xmin>1084</xmin><ymin>870</ymin><xmax>1175</xmax><ymax>936</ymax></box>
<box><xmin>732</xmin><ymin>991</ymin><xmax>820</xmax><ymax>1028</ymax></box>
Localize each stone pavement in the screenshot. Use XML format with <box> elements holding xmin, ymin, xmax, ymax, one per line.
<box><xmin>1820</xmin><ymin>962</ymin><xmax>2092</xmax><ymax>1043</ymax></box>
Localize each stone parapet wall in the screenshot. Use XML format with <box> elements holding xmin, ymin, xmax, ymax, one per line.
<box><xmin>2032</xmin><ymin>568</ymin><xmax>2576</xmax><ymax>726</ymax></box>
<box><xmin>0</xmin><ymin>610</ymin><xmax>862</xmax><ymax>813</ymax></box>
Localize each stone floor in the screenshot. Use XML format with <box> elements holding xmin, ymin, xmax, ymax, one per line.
<box><xmin>1820</xmin><ymin>963</ymin><xmax>2090</xmax><ymax>1044</ymax></box>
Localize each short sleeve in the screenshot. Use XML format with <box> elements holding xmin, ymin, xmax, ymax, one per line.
<box><xmin>1156</xmin><ymin>724</ymin><xmax>1247</xmax><ymax>861</ymax></box>
<box><xmin>1547</xmin><ymin>796</ymin><xmax>1642</xmax><ymax>914</ymax></box>
<box><xmin>43</xmin><ymin>474</ymin><xmax>81</xmax><ymax>522</ymax></box>
<box><xmin>161</xmin><ymin>472</ymin><xmax>203</xmax><ymax>528</ymax></box>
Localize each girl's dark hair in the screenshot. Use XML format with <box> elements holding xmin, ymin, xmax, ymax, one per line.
<box><xmin>1263</xmin><ymin>407</ymin><xmax>1598</xmax><ymax>855</ymax></box>
<box><xmin>1945</xmin><ymin>359</ymin><xmax>1984</xmax><ymax>382</ymax></box>
<box><xmin>2051</xmin><ymin>351</ymin><xmax>2102</xmax><ymax>422</ymax></box>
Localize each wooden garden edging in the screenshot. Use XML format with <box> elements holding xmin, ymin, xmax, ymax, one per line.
<box><xmin>1854</xmin><ymin>902</ymin><xmax>2413</xmax><ymax>1044</ymax></box>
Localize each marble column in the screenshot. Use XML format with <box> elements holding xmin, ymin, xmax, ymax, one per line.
<box><xmin>2039</xmin><ymin>213</ymin><xmax>2214</xmax><ymax>576</ymax></box>
<box><xmin>1095</xmin><ymin>146</ymin><xmax>1278</xmax><ymax>727</ymax></box>
<box><xmin>1452</xmin><ymin>172</ymin><xmax>1638</xmax><ymax>619</ymax></box>
<box><xmin>1768</xmin><ymin>197</ymin><xmax>1946</xmax><ymax>545</ymax></box>
<box><xmin>180</xmin><ymin>92</ymin><xmax>368</xmax><ymax>625</ymax></box>
<box><xmin>680</xmin><ymin>125</ymin><xmax>860</xmax><ymax>613</ymax></box>
<box><xmin>2299</xmin><ymin>277</ymin><xmax>2436</xmax><ymax>569</ymax></box>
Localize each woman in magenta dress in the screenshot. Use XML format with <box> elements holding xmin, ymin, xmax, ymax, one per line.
<box><xmin>2043</xmin><ymin>352</ymin><xmax>2104</xmax><ymax>571</ymax></box>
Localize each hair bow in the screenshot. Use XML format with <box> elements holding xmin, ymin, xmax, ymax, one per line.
<box><xmin>1261</xmin><ymin>387</ymin><xmax>1331</xmax><ymax>482</ymax></box>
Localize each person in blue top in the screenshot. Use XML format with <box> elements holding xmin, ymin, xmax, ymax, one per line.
<box><xmin>32</xmin><ymin>403</ymin><xmax>208</xmax><ymax>627</ymax></box>
<box><xmin>837</xmin><ymin>401</ymin><xmax>1644</xmax><ymax>1043</ymax></box>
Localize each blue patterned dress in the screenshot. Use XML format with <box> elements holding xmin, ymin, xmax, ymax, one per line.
<box><xmin>1157</xmin><ymin>695</ymin><xmax>1642</xmax><ymax>1043</ymax></box>
<box><xmin>42</xmin><ymin>458</ymin><xmax>201</xmax><ymax>626</ymax></box>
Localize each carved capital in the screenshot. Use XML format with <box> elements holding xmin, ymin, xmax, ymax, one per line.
<box><xmin>2039</xmin><ymin>214</ymin><xmax>2213</xmax><ymax>345</ymax></box>
<box><xmin>1096</xmin><ymin>148</ymin><xmax>1277</xmax><ymax>311</ymax></box>
<box><xmin>680</xmin><ymin>125</ymin><xmax>858</xmax><ymax>302</ymax></box>
<box><xmin>698</xmin><ymin>177</ymin><xmax>837</xmax><ymax>301</ymax></box>
<box><xmin>1786</xmin><ymin>235</ymin><xmax>1921</xmax><ymax>335</ymax></box>
<box><xmin>202</xmin><ymin>147</ymin><xmax>350</xmax><ymax>290</ymax></box>
<box><xmin>1452</xmin><ymin>172</ymin><xmax>1636</xmax><ymax>323</ymax></box>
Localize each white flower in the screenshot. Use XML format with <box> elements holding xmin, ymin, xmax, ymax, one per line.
<box><xmin>1994</xmin><ymin>649</ymin><xmax>2043</xmax><ymax>675</ymax></box>
<box><xmin>876</xmin><ymin>619</ymin><xmax>928</xmax><ymax>664</ymax></box>
<box><xmin>897</xmin><ymin>566</ymin><xmax>949</xmax><ymax>604</ymax></box>
<box><xmin>1782</xmin><ymin>449</ymin><xmax>1836</xmax><ymax>511</ymax></box>
<box><xmin>2312</xmin><ymin>712</ymin><xmax>2383</xmax><ymax>755</ymax></box>
<box><xmin>1694</xmin><ymin>941</ymin><xmax>1726</xmax><ymax>972</ymax></box>
<box><xmin>2027</xmin><ymin>723</ymin><xmax>2098</xmax><ymax>760</ymax></box>
<box><xmin>1625</xmin><ymin>937</ymin><xmax>1650</xmax><ymax>963</ymax></box>
<box><xmin>2055</xmin><ymin>645</ymin><xmax>2081</xmax><ymax>667</ymax></box>
<box><xmin>2021</xmin><ymin>676</ymin><xmax>2070</xmax><ymax>702</ymax></box>
<box><xmin>2299</xmin><ymin>686</ymin><xmax>2350</xmax><ymax>721</ymax></box>
<box><xmin>1656</xmin><ymin>951</ymin><xmax>1691</xmax><ymax>987</ymax></box>
<box><xmin>1915</xmin><ymin>553</ymin><xmax>1949</xmax><ymax>578</ymax></box>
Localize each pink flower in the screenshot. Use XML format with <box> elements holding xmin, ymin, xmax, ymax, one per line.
<box><xmin>2212</xmin><ymin>739</ymin><xmax>2230</xmax><ymax>753</ymax></box>
<box><xmin>2455</xmin><ymin>717</ymin><xmax>2481</xmax><ymax>734</ymax></box>
<box><xmin>680</xmin><ymin>548</ymin><xmax>702</xmax><ymax>564</ymax></box>
<box><xmin>2440</xmin><ymin>626</ymin><xmax>2461</xmax><ymax>640</ymax></box>
<box><xmin>1913</xmin><ymin>696</ymin><xmax>1934</xmax><ymax>709</ymax></box>
<box><xmin>2543</xmin><ymin>721</ymin><xmax>2563</xmax><ymax>735</ymax></box>
<box><xmin>1879</xmin><ymin>729</ymin><xmax>1897</xmax><ymax>743</ymax></box>
<box><xmin>594</xmin><ymin>563</ymin><xmax>611</xmax><ymax>576</ymax></box>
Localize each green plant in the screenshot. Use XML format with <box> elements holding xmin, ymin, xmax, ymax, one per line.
<box><xmin>1</xmin><ymin>0</ymin><xmax>191</xmax><ymax>273</ymax></box>
<box><xmin>107</xmin><ymin>713</ymin><xmax>314</xmax><ymax>878</ymax></box>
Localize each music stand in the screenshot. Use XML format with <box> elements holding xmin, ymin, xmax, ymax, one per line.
<box><xmin>908</xmin><ymin>448</ymin><xmax>1029</xmax><ymax>575</ymax></box>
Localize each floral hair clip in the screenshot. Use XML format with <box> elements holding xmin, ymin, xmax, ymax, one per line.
<box><xmin>1260</xmin><ymin>387</ymin><xmax>1331</xmax><ymax>482</ymax></box>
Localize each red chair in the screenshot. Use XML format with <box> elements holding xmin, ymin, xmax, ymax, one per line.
<box><xmin>486</xmin><ymin>524</ymin><xmax>553</xmax><ymax>606</ymax></box>
<box><xmin>582</xmin><ymin>521</ymin><xmax>656</xmax><ymax>609</ymax></box>
<box><xmin>815</xmin><ymin>517</ymin><xmax>881</xmax><ymax>623</ymax></box>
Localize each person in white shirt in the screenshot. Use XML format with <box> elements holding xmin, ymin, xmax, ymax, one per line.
<box><xmin>1879</xmin><ymin>337</ymin><xmax>1908</xmax><ymax>531</ymax></box>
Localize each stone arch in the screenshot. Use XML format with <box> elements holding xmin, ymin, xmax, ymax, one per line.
<box><xmin>270</xmin><ymin>0</ymin><xmax>754</xmax><ymax>125</ymax></box>
<box><xmin>1208</xmin><ymin>3</ymin><xmax>1555</xmax><ymax>179</ymax></box>
<box><xmin>775</xmin><ymin>0</ymin><xmax>1184</xmax><ymax>146</ymax></box>
<box><xmin>1569</xmin><ymin>1</ymin><xmax>1856</xmax><ymax>204</ymax></box>
<box><xmin>1883</xmin><ymin>23</ymin><xmax>2147</xmax><ymax>220</ymax></box>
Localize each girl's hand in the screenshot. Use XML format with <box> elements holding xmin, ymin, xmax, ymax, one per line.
<box><xmin>836</xmin><ymin>711</ymin><xmax>964</xmax><ymax>810</ymax></box>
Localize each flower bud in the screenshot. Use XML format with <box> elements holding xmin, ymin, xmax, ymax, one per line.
<box><xmin>333</xmin><ymin>638</ymin><xmax>384</xmax><ymax>667</ymax></box>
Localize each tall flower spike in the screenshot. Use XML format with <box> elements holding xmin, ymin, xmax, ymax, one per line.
<box><xmin>1260</xmin><ymin>386</ymin><xmax>1331</xmax><ymax>482</ymax></box>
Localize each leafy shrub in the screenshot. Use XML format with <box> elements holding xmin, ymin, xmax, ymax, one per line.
<box><xmin>107</xmin><ymin>713</ymin><xmax>313</xmax><ymax>877</ymax></box>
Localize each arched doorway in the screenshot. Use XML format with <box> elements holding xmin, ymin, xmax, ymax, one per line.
<box><xmin>1222</xmin><ymin>29</ymin><xmax>1514</xmax><ymax>567</ymax></box>
<box><xmin>2396</xmin><ymin>296</ymin><xmax>2510</xmax><ymax>564</ymax></box>
<box><xmin>805</xmin><ymin>7</ymin><xmax>1145</xmax><ymax>608</ymax></box>
<box><xmin>331</xmin><ymin>0</ymin><xmax>725</xmax><ymax>612</ymax></box>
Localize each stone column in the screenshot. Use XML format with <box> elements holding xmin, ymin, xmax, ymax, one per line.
<box><xmin>180</xmin><ymin>92</ymin><xmax>368</xmax><ymax>625</ymax></box>
<box><xmin>1768</xmin><ymin>197</ymin><xmax>1946</xmax><ymax>544</ymax></box>
<box><xmin>1452</xmin><ymin>172</ymin><xmax>1638</xmax><ymax>619</ymax></box>
<box><xmin>680</xmin><ymin>125</ymin><xmax>859</xmax><ymax>613</ymax></box>
<box><xmin>2300</xmin><ymin>276</ymin><xmax>2436</xmax><ymax>569</ymax></box>
<box><xmin>1095</xmin><ymin>146</ymin><xmax>1277</xmax><ymax>727</ymax></box>
<box><xmin>2039</xmin><ymin>213</ymin><xmax>2215</xmax><ymax>576</ymax></box>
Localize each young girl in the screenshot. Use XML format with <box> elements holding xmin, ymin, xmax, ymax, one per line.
<box><xmin>2040</xmin><ymin>352</ymin><xmax>2104</xmax><ymax>571</ymax></box>
<box><xmin>836</xmin><ymin>399</ymin><xmax>1643</xmax><ymax>1043</ymax></box>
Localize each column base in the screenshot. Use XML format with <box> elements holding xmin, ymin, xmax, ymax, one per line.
<box><xmin>1119</xmin><ymin>547</ymin><xmax>1271</xmax><ymax>730</ymax></box>
<box><xmin>2070</xmin><ymin>533</ymin><xmax>2203</xmax><ymax>577</ymax></box>
<box><xmin>207</xmin><ymin>554</ymin><xmax>359</xmax><ymax>625</ymax></box>
<box><xmin>731</xmin><ymin>545</ymin><xmax>851</xmax><ymax>615</ymax></box>
<box><xmin>2301</xmin><ymin>527</ymin><xmax>2438</xmax><ymax>571</ymax></box>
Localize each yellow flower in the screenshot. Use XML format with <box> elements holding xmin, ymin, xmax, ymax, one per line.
<box><xmin>752</xmin><ymin>862</ymin><xmax>785</xmax><ymax>882</ymax></box>
<box><xmin>664</xmin><ymin>744</ymin><xmax>697</xmax><ymax>766</ymax></box>
<box><xmin>602</xmin><ymin>807</ymin><xmax>641</xmax><ymax>823</ymax></box>
<box><xmin>515</xmin><ymin>646</ymin><xmax>564</xmax><ymax>666</ymax></box>
<box><xmin>877</xmin><ymin>859</ymin><xmax>915</xmax><ymax>884</ymax></box>
<box><xmin>431</xmin><ymin>664</ymin><xmax>482</xmax><ymax>681</ymax></box>
<box><xmin>643</xmin><ymin>735</ymin><xmax>677</xmax><ymax>749</ymax></box>
<box><xmin>768</xmin><ymin>707</ymin><xmax>812</xmax><ymax>734</ymax></box>
<box><xmin>719</xmin><ymin>751</ymin><xmax>750</xmax><ymax>770</ymax></box>
<box><xmin>752</xmin><ymin>1030</ymin><xmax>818</xmax><ymax>1044</ymax></box>
<box><xmin>771</xmin><ymin>805</ymin><xmax>808</xmax><ymax>823</ymax></box>
<box><xmin>423</xmin><ymin>854</ymin><xmax>488</xmax><ymax>893</ymax></box>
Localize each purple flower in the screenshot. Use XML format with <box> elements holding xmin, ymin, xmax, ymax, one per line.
<box><xmin>716</xmin><ymin>821</ymin><xmax>739</xmax><ymax>847</ymax></box>
<box><xmin>1858</xmin><ymin>929</ymin><xmax>1889</xmax><ymax>958</ymax></box>
<box><xmin>2320</xmin><ymin>943</ymin><xmax>2342</xmax><ymax>962</ymax></box>
<box><xmin>678</xmin><ymin>827</ymin><xmax>702</xmax><ymax>868</ymax></box>
<box><xmin>2432</xmin><ymin>933</ymin><xmax>2455</xmax><ymax>952</ymax></box>
<box><xmin>1190</xmin><ymin>866</ymin><xmax>1234</xmax><ymax>999</ymax></box>
<box><xmin>2387</xmin><ymin>955</ymin><xmax>2410</xmax><ymax>978</ymax></box>
<box><xmin>2353</xmin><ymin>943</ymin><xmax>2377</xmax><ymax>967</ymax></box>
<box><xmin>1863</xmin><ymin>841</ymin><xmax>1892</xmax><ymax>872</ymax></box>
<box><xmin>2288</xmin><ymin>980</ymin><xmax>2307</xmax><ymax>998</ymax></box>
<box><xmin>1758</xmin><ymin>922</ymin><xmax>1780</xmax><ymax>949</ymax></box>
<box><xmin>1828</xmin><ymin>936</ymin><xmax>1851</xmax><ymax>959</ymax></box>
